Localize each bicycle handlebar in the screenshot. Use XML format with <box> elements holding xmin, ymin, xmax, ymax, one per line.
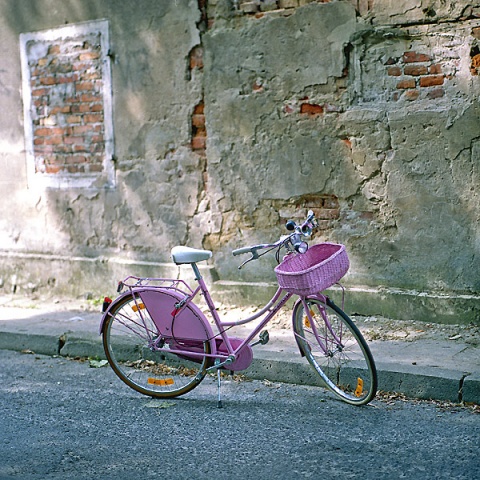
<box><xmin>232</xmin><ymin>242</ymin><xmax>280</xmax><ymax>257</ymax></box>
<box><xmin>232</xmin><ymin>246</ymin><xmax>256</xmax><ymax>256</ymax></box>
<box><xmin>232</xmin><ymin>210</ymin><xmax>318</xmax><ymax>269</ymax></box>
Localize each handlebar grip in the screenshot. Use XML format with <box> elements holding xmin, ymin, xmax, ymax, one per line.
<box><xmin>232</xmin><ymin>246</ymin><xmax>253</xmax><ymax>256</ymax></box>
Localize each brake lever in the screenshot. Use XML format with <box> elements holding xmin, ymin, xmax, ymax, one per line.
<box><xmin>238</xmin><ymin>254</ymin><xmax>255</xmax><ymax>270</ymax></box>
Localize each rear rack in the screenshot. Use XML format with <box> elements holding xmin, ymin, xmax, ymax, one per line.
<box><xmin>118</xmin><ymin>276</ymin><xmax>194</xmax><ymax>295</ymax></box>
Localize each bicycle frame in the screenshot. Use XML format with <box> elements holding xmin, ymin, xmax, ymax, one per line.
<box><xmin>172</xmin><ymin>263</ymin><xmax>296</xmax><ymax>369</ymax></box>
<box><xmin>100</xmin><ymin>270</ymin><xmax>346</xmax><ymax>379</ymax></box>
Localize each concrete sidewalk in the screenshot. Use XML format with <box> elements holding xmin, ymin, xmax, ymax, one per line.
<box><xmin>0</xmin><ymin>297</ymin><xmax>478</xmax><ymax>404</ymax></box>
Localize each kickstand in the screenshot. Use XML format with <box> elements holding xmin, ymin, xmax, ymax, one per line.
<box><xmin>217</xmin><ymin>366</ymin><xmax>223</xmax><ymax>409</ymax></box>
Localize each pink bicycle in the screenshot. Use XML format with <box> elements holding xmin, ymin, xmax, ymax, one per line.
<box><xmin>100</xmin><ymin>211</ymin><xmax>377</xmax><ymax>406</ymax></box>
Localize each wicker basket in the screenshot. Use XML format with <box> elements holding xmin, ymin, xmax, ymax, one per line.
<box><xmin>274</xmin><ymin>243</ymin><xmax>349</xmax><ymax>296</ymax></box>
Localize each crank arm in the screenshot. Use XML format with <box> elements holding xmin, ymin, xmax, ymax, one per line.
<box><xmin>206</xmin><ymin>355</ymin><xmax>236</xmax><ymax>371</ymax></box>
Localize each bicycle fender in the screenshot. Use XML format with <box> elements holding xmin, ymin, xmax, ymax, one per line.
<box><xmin>291</xmin><ymin>298</ymin><xmax>305</xmax><ymax>357</ymax></box>
<box><xmin>141</xmin><ymin>288</ymin><xmax>216</xmax><ymax>349</ymax></box>
<box><xmin>291</xmin><ymin>294</ymin><xmax>329</xmax><ymax>357</ymax></box>
<box><xmin>99</xmin><ymin>288</ymin><xmax>217</xmax><ymax>356</ymax></box>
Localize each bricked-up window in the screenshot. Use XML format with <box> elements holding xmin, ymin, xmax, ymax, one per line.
<box><xmin>20</xmin><ymin>20</ymin><xmax>114</xmax><ymax>188</ymax></box>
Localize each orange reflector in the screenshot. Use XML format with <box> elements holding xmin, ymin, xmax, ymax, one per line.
<box><xmin>132</xmin><ymin>302</ymin><xmax>145</xmax><ymax>312</ymax></box>
<box><xmin>304</xmin><ymin>309</ymin><xmax>314</xmax><ymax>329</ymax></box>
<box><xmin>354</xmin><ymin>378</ymin><xmax>364</xmax><ymax>397</ymax></box>
<box><xmin>148</xmin><ymin>377</ymin><xmax>174</xmax><ymax>386</ymax></box>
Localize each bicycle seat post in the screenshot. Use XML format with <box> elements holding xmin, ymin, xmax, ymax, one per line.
<box><xmin>191</xmin><ymin>263</ymin><xmax>202</xmax><ymax>282</ymax></box>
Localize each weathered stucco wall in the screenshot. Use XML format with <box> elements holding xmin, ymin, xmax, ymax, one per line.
<box><xmin>0</xmin><ymin>0</ymin><xmax>203</xmax><ymax>256</ymax></box>
<box><xmin>0</xmin><ymin>0</ymin><xmax>479</xmax><ymax>323</ymax></box>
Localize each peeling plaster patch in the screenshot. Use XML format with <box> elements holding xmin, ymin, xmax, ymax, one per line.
<box><xmin>351</xmin><ymin>20</ymin><xmax>480</xmax><ymax>105</ymax></box>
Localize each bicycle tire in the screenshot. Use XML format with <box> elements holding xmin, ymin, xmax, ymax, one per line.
<box><xmin>102</xmin><ymin>291</ymin><xmax>213</xmax><ymax>398</ymax></box>
<box><xmin>292</xmin><ymin>296</ymin><xmax>377</xmax><ymax>405</ymax></box>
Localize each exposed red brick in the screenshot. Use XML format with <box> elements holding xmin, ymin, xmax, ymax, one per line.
<box><xmin>428</xmin><ymin>64</ymin><xmax>443</xmax><ymax>74</ymax></box>
<box><xmin>34</xmin><ymin>128</ymin><xmax>52</xmax><ymax>136</ymax></box>
<box><xmin>89</xmin><ymin>164</ymin><xmax>104</xmax><ymax>173</ymax></box>
<box><xmin>48</xmin><ymin>44</ymin><xmax>61</xmax><ymax>55</ymax></box>
<box><xmin>77</xmin><ymin>104</ymin><xmax>92</xmax><ymax>113</ymax></box>
<box><xmin>81</xmin><ymin>72</ymin><xmax>101</xmax><ymax>80</ymax></box>
<box><xmin>57</xmin><ymin>75</ymin><xmax>76</xmax><ymax>84</ymax></box>
<box><xmin>403</xmin><ymin>51</ymin><xmax>432</xmax><ymax>63</ymax></box>
<box><xmin>40</xmin><ymin>77</ymin><xmax>56</xmax><ymax>86</ymax></box>
<box><xmin>471</xmin><ymin>54</ymin><xmax>480</xmax><ymax>75</ymax></box>
<box><xmin>31</xmin><ymin>88</ymin><xmax>49</xmax><ymax>96</ymax></box>
<box><xmin>84</xmin><ymin>114</ymin><xmax>103</xmax><ymax>124</ymax></box>
<box><xmin>404</xmin><ymin>65</ymin><xmax>428</xmax><ymax>76</ymax></box>
<box><xmin>73</xmin><ymin>126</ymin><xmax>92</xmax><ymax>135</ymax></box>
<box><xmin>192</xmin><ymin>114</ymin><xmax>205</xmax><ymax>128</ymax></box>
<box><xmin>323</xmin><ymin>197</ymin><xmax>339</xmax><ymax>209</ymax></box>
<box><xmin>300</xmin><ymin>103</ymin><xmax>324</xmax><ymax>115</ymax></box>
<box><xmin>396</xmin><ymin>79</ymin><xmax>416</xmax><ymax>89</ymax></box>
<box><xmin>419</xmin><ymin>75</ymin><xmax>444</xmax><ymax>87</ymax></box>
<box><xmin>387</xmin><ymin>66</ymin><xmax>402</xmax><ymax>76</ymax></box>
<box><xmin>65</xmin><ymin>155</ymin><xmax>86</xmax><ymax>164</ymax></box>
<box><xmin>50</xmin><ymin>106</ymin><xmax>71</xmax><ymax>114</ymax></box>
<box><xmin>44</xmin><ymin>136</ymin><xmax>63</xmax><ymax>145</ymax></box>
<box><xmin>252</xmin><ymin>81</ymin><xmax>263</xmax><ymax>92</ymax></box>
<box><xmin>45</xmin><ymin>165</ymin><xmax>62</xmax><ymax>174</ymax></box>
<box><xmin>76</xmin><ymin>81</ymin><xmax>94</xmax><ymax>91</ymax></box>
<box><xmin>64</xmin><ymin>136</ymin><xmax>85</xmax><ymax>145</ymax></box>
<box><xmin>193</xmin><ymin>127</ymin><xmax>206</xmax><ymax>138</ymax></box>
<box><xmin>192</xmin><ymin>136</ymin><xmax>206</xmax><ymax>150</ymax></box>
<box><xmin>189</xmin><ymin>46</ymin><xmax>204</xmax><ymax>70</ymax></box>
<box><xmin>404</xmin><ymin>89</ymin><xmax>420</xmax><ymax>101</ymax></box>
<box><xmin>79</xmin><ymin>52</ymin><xmax>100</xmax><ymax>61</ymax></box>
<box><xmin>72</xmin><ymin>63</ymin><xmax>90</xmax><ymax>71</ymax></box>
<box><xmin>80</xmin><ymin>94</ymin><xmax>102</xmax><ymax>102</ymax></box>
<box><xmin>66</xmin><ymin>115</ymin><xmax>82</xmax><ymax>124</ymax></box>
<box><xmin>427</xmin><ymin>88</ymin><xmax>445</xmax><ymax>99</ymax></box>
<box><xmin>193</xmin><ymin>103</ymin><xmax>204</xmax><ymax>114</ymax></box>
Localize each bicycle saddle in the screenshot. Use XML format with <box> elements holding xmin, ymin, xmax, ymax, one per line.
<box><xmin>171</xmin><ymin>246</ymin><xmax>213</xmax><ymax>264</ymax></box>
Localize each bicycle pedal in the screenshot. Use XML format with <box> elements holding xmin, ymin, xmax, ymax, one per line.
<box><xmin>251</xmin><ymin>330</ymin><xmax>269</xmax><ymax>347</ymax></box>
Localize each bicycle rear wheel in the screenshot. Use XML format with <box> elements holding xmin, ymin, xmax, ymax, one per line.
<box><xmin>102</xmin><ymin>292</ymin><xmax>213</xmax><ymax>398</ymax></box>
<box><xmin>292</xmin><ymin>297</ymin><xmax>377</xmax><ymax>405</ymax></box>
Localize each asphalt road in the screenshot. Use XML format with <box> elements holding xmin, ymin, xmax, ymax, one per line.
<box><xmin>0</xmin><ymin>349</ymin><xmax>479</xmax><ymax>480</ymax></box>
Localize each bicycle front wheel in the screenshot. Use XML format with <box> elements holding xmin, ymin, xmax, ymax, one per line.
<box><xmin>102</xmin><ymin>292</ymin><xmax>213</xmax><ymax>398</ymax></box>
<box><xmin>293</xmin><ymin>297</ymin><xmax>377</xmax><ymax>405</ymax></box>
